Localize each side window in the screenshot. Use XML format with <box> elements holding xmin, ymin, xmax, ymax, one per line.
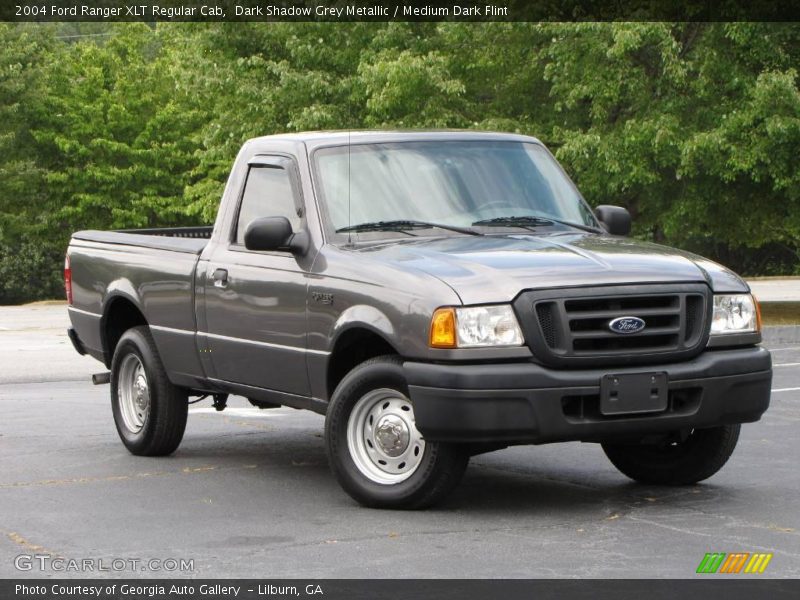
<box><xmin>235</xmin><ymin>165</ymin><xmax>301</xmax><ymax>245</ymax></box>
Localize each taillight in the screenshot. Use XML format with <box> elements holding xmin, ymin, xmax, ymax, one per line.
<box><xmin>64</xmin><ymin>255</ymin><xmax>73</xmax><ymax>305</ymax></box>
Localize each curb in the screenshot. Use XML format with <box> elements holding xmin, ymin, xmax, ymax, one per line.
<box><xmin>762</xmin><ymin>326</ymin><xmax>800</xmax><ymax>344</ymax></box>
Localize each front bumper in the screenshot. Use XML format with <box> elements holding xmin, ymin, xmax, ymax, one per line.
<box><xmin>404</xmin><ymin>346</ymin><xmax>772</xmax><ymax>444</ymax></box>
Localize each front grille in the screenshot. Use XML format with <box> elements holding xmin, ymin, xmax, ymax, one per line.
<box><xmin>535</xmin><ymin>302</ymin><xmax>559</xmax><ymax>348</ymax></box>
<box><xmin>565</xmin><ymin>294</ymin><xmax>682</xmax><ymax>353</ymax></box>
<box><xmin>514</xmin><ymin>284</ymin><xmax>711</xmax><ymax>368</ymax></box>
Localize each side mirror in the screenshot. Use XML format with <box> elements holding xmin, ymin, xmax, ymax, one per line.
<box><xmin>244</xmin><ymin>217</ymin><xmax>302</xmax><ymax>252</ymax></box>
<box><xmin>595</xmin><ymin>205</ymin><xmax>631</xmax><ymax>236</ymax></box>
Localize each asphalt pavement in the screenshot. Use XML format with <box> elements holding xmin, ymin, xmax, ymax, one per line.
<box><xmin>0</xmin><ymin>305</ymin><xmax>798</xmax><ymax>578</ymax></box>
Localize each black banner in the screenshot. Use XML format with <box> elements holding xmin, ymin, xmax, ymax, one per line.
<box><xmin>2</xmin><ymin>0</ymin><xmax>800</xmax><ymax>22</ymax></box>
<box><xmin>3</xmin><ymin>579</ymin><xmax>800</xmax><ymax>600</ymax></box>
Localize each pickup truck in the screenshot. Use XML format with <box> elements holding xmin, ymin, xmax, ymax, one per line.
<box><xmin>66</xmin><ymin>131</ymin><xmax>772</xmax><ymax>509</ymax></box>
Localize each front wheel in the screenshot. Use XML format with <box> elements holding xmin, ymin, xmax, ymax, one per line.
<box><xmin>602</xmin><ymin>424</ymin><xmax>741</xmax><ymax>485</ymax></box>
<box><xmin>325</xmin><ymin>356</ymin><xmax>468</xmax><ymax>509</ymax></box>
<box><xmin>110</xmin><ymin>326</ymin><xmax>188</xmax><ymax>456</ymax></box>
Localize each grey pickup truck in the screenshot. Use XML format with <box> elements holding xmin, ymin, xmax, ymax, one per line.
<box><xmin>66</xmin><ymin>131</ymin><xmax>772</xmax><ymax>508</ymax></box>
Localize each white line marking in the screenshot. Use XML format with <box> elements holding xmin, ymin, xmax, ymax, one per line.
<box><xmin>772</xmin><ymin>387</ymin><xmax>800</xmax><ymax>393</ymax></box>
<box><xmin>769</xmin><ymin>346</ymin><xmax>800</xmax><ymax>352</ymax></box>
<box><xmin>774</xmin><ymin>363</ymin><xmax>800</xmax><ymax>368</ymax></box>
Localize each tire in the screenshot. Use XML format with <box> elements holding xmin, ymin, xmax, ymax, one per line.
<box><xmin>110</xmin><ymin>326</ymin><xmax>188</xmax><ymax>456</ymax></box>
<box><xmin>325</xmin><ymin>356</ymin><xmax>469</xmax><ymax>509</ymax></box>
<box><xmin>602</xmin><ymin>424</ymin><xmax>741</xmax><ymax>485</ymax></box>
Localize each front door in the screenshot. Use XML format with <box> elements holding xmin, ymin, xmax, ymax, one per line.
<box><xmin>203</xmin><ymin>155</ymin><xmax>310</xmax><ymax>396</ymax></box>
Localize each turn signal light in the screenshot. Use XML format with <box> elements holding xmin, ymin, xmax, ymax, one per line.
<box><xmin>755</xmin><ymin>296</ymin><xmax>762</xmax><ymax>333</ymax></box>
<box><xmin>429</xmin><ymin>307</ymin><xmax>456</xmax><ymax>348</ymax></box>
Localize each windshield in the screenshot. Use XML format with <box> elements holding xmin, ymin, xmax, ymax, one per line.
<box><xmin>313</xmin><ymin>140</ymin><xmax>597</xmax><ymax>236</ymax></box>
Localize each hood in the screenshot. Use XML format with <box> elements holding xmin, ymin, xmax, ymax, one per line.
<box><xmin>356</xmin><ymin>232</ymin><xmax>749</xmax><ymax>305</ymax></box>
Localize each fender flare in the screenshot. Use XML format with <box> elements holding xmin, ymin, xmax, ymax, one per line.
<box><xmin>328</xmin><ymin>305</ymin><xmax>397</xmax><ymax>351</ymax></box>
<box><xmin>99</xmin><ymin>280</ymin><xmax>146</xmax><ymax>363</ymax></box>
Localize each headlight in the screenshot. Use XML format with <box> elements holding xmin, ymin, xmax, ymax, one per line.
<box><xmin>710</xmin><ymin>294</ymin><xmax>759</xmax><ymax>335</ymax></box>
<box><xmin>429</xmin><ymin>305</ymin><xmax>524</xmax><ymax>348</ymax></box>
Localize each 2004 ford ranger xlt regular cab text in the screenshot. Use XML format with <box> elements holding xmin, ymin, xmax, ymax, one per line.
<box><xmin>66</xmin><ymin>131</ymin><xmax>772</xmax><ymax>509</ymax></box>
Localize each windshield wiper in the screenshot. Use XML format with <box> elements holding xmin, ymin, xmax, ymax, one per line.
<box><xmin>472</xmin><ymin>215</ymin><xmax>603</xmax><ymax>234</ymax></box>
<box><xmin>336</xmin><ymin>220</ymin><xmax>482</xmax><ymax>236</ymax></box>
<box><xmin>471</xmin><ymin>215</ymin><xmax>552</xmax><ymax>232</ymax></box>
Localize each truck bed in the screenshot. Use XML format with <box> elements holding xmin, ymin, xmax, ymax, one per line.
<box><xmin>71</xmin><ymin>226</ymin><xmax>212</xmax><ymax>254</ymax></box>
<box><xmin>67</xmin><ymin>226</ymin><xmax>212</xmax><ymax>381</ymax></box>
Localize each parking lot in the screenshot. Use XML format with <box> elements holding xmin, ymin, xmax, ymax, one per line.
<box><xmin>1</xmin><ymin>305</ymin><xmax>798</xmax><ymax>578</ymax></box>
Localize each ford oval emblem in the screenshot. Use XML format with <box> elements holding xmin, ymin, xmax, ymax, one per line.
<box><xmin>608</xmin><ymin>316</ymin><xmax>646</xmax><ymax>334</ymax></box>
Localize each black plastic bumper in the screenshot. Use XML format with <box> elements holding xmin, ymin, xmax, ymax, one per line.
<box><xmin>67</xmin><ymin>327</ymin><xmax>86</xmax><ymax>356</ymax></box>
<box><xmin>404</xmin><ymin>346</ymin><xmax>772</xmax><ymax>444</ymax></box>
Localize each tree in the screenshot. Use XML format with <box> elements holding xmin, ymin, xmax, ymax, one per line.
<box><xmin>2</xmin><ymin>22</ymin><xmax>798</xmax><ymax>303</ymax></box>
<box><xmin>33</xmin><ymin>23</ymin><xmax>203</xmax><ymax>233</ymax></box>
<box><xmin>0</xmin><ymin>24</ymin><xmax>62</xmax><ymax>303</ymax></box>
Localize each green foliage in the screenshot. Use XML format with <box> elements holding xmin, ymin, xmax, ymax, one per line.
<box><xmin>0</xmin><ymin>242</ymin><xmax>64</xmax><ymax>305</ymax></box>
<box><xmin>0</xmin><ymin>22</ymin><xmax>798</xmax><ymax>304</ymax></box>
<box><xmin>33</xmin><ymin>24</ymin><xmax>203</xmax><ymax>232</ymax></box>
<box><xmin>0</xmin><ymin>24</ymin><xmax>52</xmax><ymax>245</ymax></box>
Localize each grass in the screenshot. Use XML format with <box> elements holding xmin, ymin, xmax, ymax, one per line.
<box><xmin>760</xmin><ymin>302</ymin><xmax>800</xmax><ymax>326</ymax></box>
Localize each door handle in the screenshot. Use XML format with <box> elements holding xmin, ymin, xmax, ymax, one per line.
<box><xmin>211</xmin><ymin>268</ymin><xmax>228</xmax><ymax>288</ymax></box>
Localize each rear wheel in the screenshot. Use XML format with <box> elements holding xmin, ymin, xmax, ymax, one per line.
<box><xmin>110</xmin><ymin>326</ymin><xmax>188</xmax><ymax>456</ymax></box>
<box><xmin>325</xmin><ymin>356</ymin><xmax>468</xmax><ymax>509</ymax></box>
<box><xmin>602</xmin><ymin>424</ymin><xmax>741</xmax><ymax>485</ymax></box>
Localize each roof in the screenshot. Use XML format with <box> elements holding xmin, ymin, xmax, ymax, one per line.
<box><xmin>245</xmin><ymin>129</ymin><xmax>542</xmax><ymax>151</ymax></box>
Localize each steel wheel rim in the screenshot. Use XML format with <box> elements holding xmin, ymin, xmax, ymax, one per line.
<box><xmin>346</xmin><ymin>388</ymin><xmax>426</xmax><ymax>485</ymax></box>
<box><xmin>117</xmin><ymin>354</ymin><xmax>150</xmax><ymax>434</ymax></box>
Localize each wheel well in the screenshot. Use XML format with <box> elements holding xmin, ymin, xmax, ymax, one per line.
<box><xmin>103</xmin><ymin>298</ymin><xmax>147</xmax><ymax>366</ymax></box>
<box><xmin>327</xmin><ymin>328</ymin><xmax>398</xmax><ymax>399</ymax></box>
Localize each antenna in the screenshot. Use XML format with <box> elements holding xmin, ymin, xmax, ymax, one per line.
<box><xmin>347</xmin><ymin>128</ymin><xmax>352</xmax><ymax>245</ymax></box>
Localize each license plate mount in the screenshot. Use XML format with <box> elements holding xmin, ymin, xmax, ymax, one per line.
<box><xmin>600</xmin><ymin>372</ymin><xmax>668</xmax><ymax>416</ymax></box>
